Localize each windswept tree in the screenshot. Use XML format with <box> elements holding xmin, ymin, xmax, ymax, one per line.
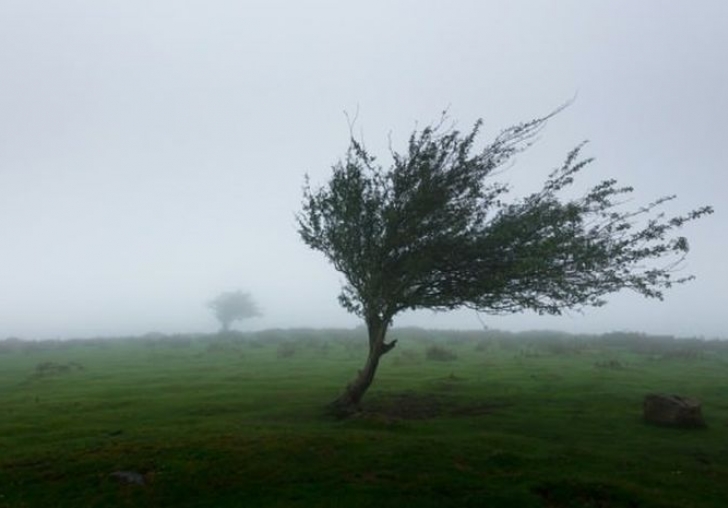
<box><xmin>208</xmin><ymin>290</ymin><xmax>261</xmax><ymax>332</ymax></box>
<box><xmin>297</xmin><ymin>110</ymin><xmax>712</xmax><ymax>416</ymax></box>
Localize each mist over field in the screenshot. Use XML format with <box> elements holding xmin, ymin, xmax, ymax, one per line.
<box><xmin>0</xmin><ymin>1</ymin><xmax>726</xmax><ymax>340</ymax></box>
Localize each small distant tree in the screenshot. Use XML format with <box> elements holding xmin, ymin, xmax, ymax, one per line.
<box><xmin>208</xmin><ymin>290</ymin><xmax>261</xmax><ymax>332</ymax></box>
<box><xmin>297</xmin><ymin>109</ymin><xmax>712</xmax><ymax>416</ymax></box>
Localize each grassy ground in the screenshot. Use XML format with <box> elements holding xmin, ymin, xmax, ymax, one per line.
<box><xmin>1</xmin><ymin>329</ymin><xmax>727</xmax><ymax>507</ymax></box>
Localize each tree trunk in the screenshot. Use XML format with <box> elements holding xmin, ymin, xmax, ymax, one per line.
<box><xmin>328</xmin><ymin>316</ymin><xmax>396</xmax><ymax>418</ymax></box>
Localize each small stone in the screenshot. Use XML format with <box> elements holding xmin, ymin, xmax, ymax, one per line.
<box><xmin>110</xmin><ymin>470</ymin><xmax>145</xmax><ymax>485</ymax></box>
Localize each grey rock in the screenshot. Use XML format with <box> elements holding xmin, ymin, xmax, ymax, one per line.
<box><xmin>110</xmin><ymin>470</ymin><xmax>145</xmax><ymax>485</ymax></box>
<box><xmin>643</xmin><ymin>393</ymin><xmax>705</xmax><ymax>428</ymax></box>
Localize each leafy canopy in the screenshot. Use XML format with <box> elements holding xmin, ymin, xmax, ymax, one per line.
<box><xmin>298</xmin><ymin>112</ymin><xmax>712</xmax><ymax>325</ymax></box>
<box><xmin>208</xmin><ymin>290</ymin><xmax>261</xmax><ymax>331</ymax></box>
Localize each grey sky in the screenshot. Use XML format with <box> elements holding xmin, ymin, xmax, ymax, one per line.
<box><xmin>0</xmin><ymin>1</ymin><xmax>725</xmax><ymax>339</ymax></box>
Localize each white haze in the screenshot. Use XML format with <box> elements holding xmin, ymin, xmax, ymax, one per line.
<box><xmin>0</xmin><ymin>1</ymin><xmax>725</xmax><ymax>339</ymax></box>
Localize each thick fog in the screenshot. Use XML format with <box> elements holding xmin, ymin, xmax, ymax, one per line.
<box><xmin>0</xmin><ymin>1</ymin><xmax>725</xmax><ymax>339</ymax></box>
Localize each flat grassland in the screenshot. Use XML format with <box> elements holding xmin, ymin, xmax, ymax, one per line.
<box><xmin>1</xmin><ymin>329</ymin><xmax>727</xmax><ymax>507</ymax></box>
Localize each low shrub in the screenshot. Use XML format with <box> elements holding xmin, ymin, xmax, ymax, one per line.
<box><xmin>34</xmin><ymin>361</ymin><xmax>84</xmax><ymax>376</ymax></box>
<box><xmin>276</xmin><ymin>342</ymin><xmax>297</xmax><ymax>359</ymax></box>
<box><xmin>393</xmin><ymin>349</ymin><xmax>421</xmax><ymax>366</ymax></box>
<box><xmin>426</xmin><ymin>345</ymin><xmax>457</xmax><ymax>362</ymax></box>
<box><xmin>594</xmin><ymin>359</ymin><xmax>626</xmax><ymax>370</ymax></box>
<box><xmin>206</xmin><ymin>342</ymin><xmax>240</xmax><ymax>354</ymax></box>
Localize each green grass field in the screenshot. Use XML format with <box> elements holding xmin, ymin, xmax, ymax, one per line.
<box><xmin>1</xmin><ymin>329</ymin><xmax>727</xmax><ymax>507</ymax></box>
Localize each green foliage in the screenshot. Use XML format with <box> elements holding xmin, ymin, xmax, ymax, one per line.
<box><xmin>298</xmin><ymin>111</ymin><xmax>712</xmax><ymax>323</ymax></box>
<box><xmin>207</xmin><ymin>290</ymin><xmax>261</xmax><ymax>332</ymax></box>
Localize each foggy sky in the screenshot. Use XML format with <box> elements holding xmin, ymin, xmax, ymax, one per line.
<box><xmin>1</xmin><ymin>1</ymin><xmax>725</xmax><ymax>339</ymax></box>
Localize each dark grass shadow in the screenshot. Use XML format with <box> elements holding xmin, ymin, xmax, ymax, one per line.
<box><xmin>357</xmin><ymin>390</ymin><xmax>512</xmax><ymax>421</ymax></box>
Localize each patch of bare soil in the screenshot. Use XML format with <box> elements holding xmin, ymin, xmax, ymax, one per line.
<box><xmin>362</xmin><ymin>390</ymin><xmax>510</xmax><ymax>420</ymax></box>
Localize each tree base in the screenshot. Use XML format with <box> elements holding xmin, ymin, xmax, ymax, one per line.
<box><xmin>325</xmin><ymin>394</ymin><xmax>361</xmax><ymax>419</ymax></box>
